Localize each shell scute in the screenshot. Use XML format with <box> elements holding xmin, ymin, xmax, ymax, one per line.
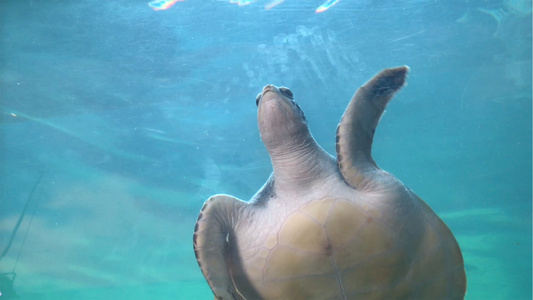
<box><xmin>299</xmin><ymin>197</ymin><xmax>335</xmax><ymax>225</ymax></box>
<box><xmin>278</xmin><ymin>211</ymin><xmax>328</xmax><ymax>253</ymax></box>
<box><xmin>324</xmin><ymin>199</ymin><xmax>367</xmax><ymax>248</ymax></box>
<box><xmin>264</xmin><ymin>245</ymin><xmax>332</xmax><ymax>279</ymax></box>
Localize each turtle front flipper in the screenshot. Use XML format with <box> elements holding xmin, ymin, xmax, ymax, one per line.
<box><xmin>193</xmin><ymin>194</ymin><xmax>247</xmax><ymax>300</ymax></box>
<box><xmin>336</xmin><ymin>66</ymin><xmax>409</xmax><ymax>190</ymax></box>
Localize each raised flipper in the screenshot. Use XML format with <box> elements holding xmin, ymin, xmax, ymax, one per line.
<box><xmin>336</xmin><ymin>66</ymin><xmax>409</xmax><ymax>190</ymax></box>
<box><xmin>193</xmin><ymin>194</ymin><xmax>247</xmax><ymax>300</ymax></box>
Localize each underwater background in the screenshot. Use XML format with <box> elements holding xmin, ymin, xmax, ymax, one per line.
<box><xmin>0</xmin><ymin>0</ymin><xmax>531</xmax><ymax>299</ymax></box>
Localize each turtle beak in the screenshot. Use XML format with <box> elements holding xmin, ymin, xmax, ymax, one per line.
<box><xmin>256</xmin><ymin>85</ymin><xmax>277</xmax><ymax>107</ymax></box>
<box><xmin>262</xmin><ymin>84</ymin><xmax>276</xmax><ymax>93</ymax></box>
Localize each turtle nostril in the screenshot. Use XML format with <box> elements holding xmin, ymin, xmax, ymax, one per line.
<box><xmin>256</xmin><ymin>93</ymin><xmax>261</xmax><ymax>107</ymax></box>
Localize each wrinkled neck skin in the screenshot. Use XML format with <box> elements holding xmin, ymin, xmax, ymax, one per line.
<box><xmin>257</xmin><ymin>85</ymin><xmax>337</xmax><ymax>196</ymax></box>
<box><xmin>267</xmin><ymin>132</ymin><xmax>336</xmax><ymax>195</ymax></box>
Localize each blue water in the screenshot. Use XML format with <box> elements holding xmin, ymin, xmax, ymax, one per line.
<box><xmin>0</xmin><ymin>0</ymin><xmax>531</xmax><ymax>299</ymax></box>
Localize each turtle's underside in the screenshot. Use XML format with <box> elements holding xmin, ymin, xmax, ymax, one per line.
<box><xmin>193</xmin><ymin>66</ymin><xmax>467</xmax><ymax>300</ymax></box>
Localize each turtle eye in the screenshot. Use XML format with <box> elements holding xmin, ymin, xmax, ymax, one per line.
<box><xmin>279</xmin><ymin>87</ymin><xmax>293</xmax><ymax>99</ymax></box>
<box><xmin>255</xmin><ymin>93</ymin><xmax>261</xmax><ymax>106</ymax></box>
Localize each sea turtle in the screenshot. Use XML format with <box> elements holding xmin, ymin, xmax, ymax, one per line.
<box><xmin>193</xmin><ymin>66</ymin><xmax>467</xmax><ymax>299</ymax></box>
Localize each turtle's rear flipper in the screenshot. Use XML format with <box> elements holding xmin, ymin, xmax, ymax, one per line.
<box><xmin>193</xmin><ymin>194</ymin><xmax>246</xmax><ymax>300</ymax></box>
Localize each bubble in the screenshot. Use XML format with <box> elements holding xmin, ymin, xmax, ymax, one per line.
<box><xmin>273</xmin><ymin>33</ymin><xmax>288</xmax><ymax>47</ymax></box>
<box><xmin>296</xmin><ymin>25</ymin><xmax>311</xmax><ymax>37</ymax></box>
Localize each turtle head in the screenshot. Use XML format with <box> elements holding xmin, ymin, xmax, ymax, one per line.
<box><xmin>256</xmin><ymin>85</ymin><xmax>310</xmax><ymax>151</ymax></box>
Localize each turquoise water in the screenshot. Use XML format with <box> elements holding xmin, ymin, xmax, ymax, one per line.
<box><xmin>0</xmin><ymin>0</ymin><xmax>531</xmax><ymax>299</ymax></box>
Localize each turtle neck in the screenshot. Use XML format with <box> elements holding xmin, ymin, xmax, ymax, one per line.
<box><xmin>268</xmin><ymin>134</ymin><xmax>337</xmax><ymax>195</ymax></box>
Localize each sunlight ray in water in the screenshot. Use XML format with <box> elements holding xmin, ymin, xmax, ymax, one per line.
<box><xmin>148</xmin><ymin>0</ymin><xmax>185</xmax><ymax>11</ymax></box>
<box><xmin>315</xmin><ymin>0</ymin><xmax>340</xmax><ymax>13</ymax></box>
<box><xmin>148</xmin><ymin>0</ymin><xmax>343</xmax><ymax>12</ymax></box>
<box><xmin>229</xmin><ymin>0</ymin><xmax>257</xmax><ymax>6</ymax></box>
<box><xmin>265</xmin><ymin>0</ymin><xmax>285</xmax><ymax>10</ymax></box>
